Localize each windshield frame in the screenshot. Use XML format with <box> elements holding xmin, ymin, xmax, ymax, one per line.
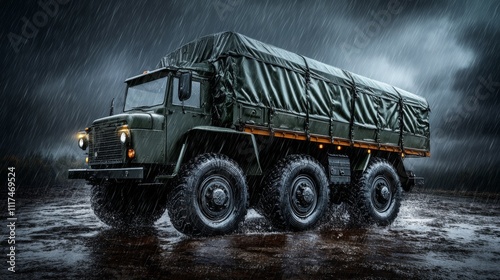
<box><xmin>123</xmin><ymin>70</ymin><xmax>170</xmax><ymax>112</ymax></box>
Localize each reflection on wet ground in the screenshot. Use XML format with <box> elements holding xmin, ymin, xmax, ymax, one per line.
<box><xmin>2</xmin><ymin>185</ymin><xmax>499</xmax><ymax>279</ymax></box>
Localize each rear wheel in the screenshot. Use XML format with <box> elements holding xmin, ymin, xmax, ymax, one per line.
<box><xmin>348</xmin><ymin>157</ymin><xmax>402</xmax><ymax>226</ymax></box>
<box><xmin>258</xmin><ymin>154</ymin><xmax>329</xmax><ymax>231</ymax></box>
<box><xmin>167</xmin><ymin>153</ymin><xmax>248</xmax><ymax>236</ymax></box>
<box><xmin>90</xmin><ymin>182</ymin><xmax>168</xmax><ymax>228</ymax></box>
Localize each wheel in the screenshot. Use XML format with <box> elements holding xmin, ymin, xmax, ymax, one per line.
<box><xmin>258</xmin><ymin>154</ymin><xmax>329</xmax><ymax>231</ymax></box>
<box><xmin>90</xmin><ymin>182</ymin><xmax>168</xmax><ymax>228</ymax></box>
<box><xmin>167</xmin><ymin>153</ymin><xmax>248</xmax><ymax>236</ymax></box>
<box><xmin>347</xmin><ymin>157</ymin><xmax>402</xmax><ymax>226</ymax></box>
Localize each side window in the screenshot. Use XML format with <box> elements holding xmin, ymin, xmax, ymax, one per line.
<box><xmin>172</xmin><ymin>77</ymin><xmax>180</xmax><ymax>105</ymax></box>
<box><xmin>172</xmin><ymin>77</ymin><xmax>201</xmax><ymax>108</ymax></box>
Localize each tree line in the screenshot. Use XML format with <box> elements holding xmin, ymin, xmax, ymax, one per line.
<box><xmin>1</xmin><ymin>153</ymin><xmax>85</xmax><ymax>191</ymax></box>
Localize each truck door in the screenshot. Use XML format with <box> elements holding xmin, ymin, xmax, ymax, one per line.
<box><xmin>165</xmin><ymin>74</ymin><xmax>211</xmax><ymax>163</ymax></box>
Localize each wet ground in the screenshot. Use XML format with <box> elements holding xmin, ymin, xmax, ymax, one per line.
<box><xmin>1</xmin><ymin>184</ymin><xmax>500</xmax><ymax>279</ymax></box>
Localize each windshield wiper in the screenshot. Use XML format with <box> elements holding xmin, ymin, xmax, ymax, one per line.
<box><xmin>129</xmin><ymin>106</ymin><xmax>153</xmax><ymax>112</ymax></box>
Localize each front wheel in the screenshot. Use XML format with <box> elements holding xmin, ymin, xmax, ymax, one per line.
<box><xmin>348</xmin><ymin>157</ymin><xmax>402</xmax><ymax>226</ymax></box>
<box><xmin>167</xmin><ymin>153</ymin><xmax>248</xmax><ymax>236</ymax></box>
<box><xmin>90</xmin><ymin>182</ymin><xmax>168</xmax><ymax>228</ymax></box>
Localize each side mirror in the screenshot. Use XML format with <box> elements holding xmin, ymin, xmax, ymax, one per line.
<box><xmin>178</xmin><ymin>72</ymin><xmax>192</xmax><ymax>101</ymax></box>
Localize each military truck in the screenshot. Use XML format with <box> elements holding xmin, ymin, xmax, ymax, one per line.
<box><xmin>69</xmin><ymin>32</ymin><xmax>429</xmax><ymax>236</ymax></box>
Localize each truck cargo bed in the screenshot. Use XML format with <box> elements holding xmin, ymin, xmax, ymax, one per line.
<box><xmin>158</xmin><ymin>32</ymin><xmax>430</xmax><ymax>156</ymax></box>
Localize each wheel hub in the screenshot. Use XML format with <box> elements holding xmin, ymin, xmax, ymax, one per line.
<box><xmin>375</xmin><ymin>181</ymin><xmax>390</xmax><ymax>202</ymax></box>
<box><xmin>290</xmin><ymin>175</ymin><xmax>318</xmax><ymax>219</ymax></box>
<box><xmin>198</xmin><ymin>175</ymin><xmax>234</xmax><ymax>222</ymax></box>
<box><xmin>211</xmin><ymin>188</ymin><xmax>227</xmax><ymax>206</ymax></box>
<box><xmin>372</xmin><ymin>176</ymin><xmax>393</xmax><ymax>212</ymax></box>
<box><xmin>380</xmin><ymin>186</ymin><xmax>390</xmax><ymax>200</ymax></box>
<box><xmin>298</xmin><ymin>184</ymin><xmax>315</xmax><ymax>205</ymax></box>
<box><xmin>204</xmin><ymin>184</ymin><xmax>229</xmax><ymax>209</ymax></box>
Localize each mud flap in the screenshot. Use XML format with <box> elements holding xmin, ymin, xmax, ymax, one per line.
<box><xmin>404</xmin><ymin>171</ymin><xmax>424</xmax><ymax>192</ymax></box>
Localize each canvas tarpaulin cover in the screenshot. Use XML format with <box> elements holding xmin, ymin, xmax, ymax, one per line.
<box><xmin>158</xmin><ymin>32</ymin><xmax>430</xmax><ymax>152</ymax></box>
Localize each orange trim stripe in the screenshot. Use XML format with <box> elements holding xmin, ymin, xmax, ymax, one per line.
<box><xmin>243</xmin><ymin>125</ymin><xmax>430</xmax><ymax>157</ymax></box>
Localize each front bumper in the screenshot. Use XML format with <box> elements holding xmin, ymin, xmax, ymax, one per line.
<box><xmin>68</xmin><ymin>167</ymin><xmax>144</xmax><ymax>180</ymax></box>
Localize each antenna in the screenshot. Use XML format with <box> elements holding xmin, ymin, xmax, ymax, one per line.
<box><xmin>109</xmin><ymin>98</ymin><xmax>115</xmax><ymax>116</ymax></box>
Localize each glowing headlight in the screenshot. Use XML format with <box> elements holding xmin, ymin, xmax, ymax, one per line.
<box><xmin>118</xmin><ymin>125</ymin><xmax>130</xmax><ymax>144</ymax></box>
<box><xmin>78</xmin><ymin>138</ymin><xmax>85</xmax><ymax>148</ymax></box>
<box><xmin>120</xmin><ymin>132</ymin><xmax>127</xmax><ymax>144</ymax></box>
<box><xmin>77</xmin><ymin>131</ymin><xmax>88</xmax><ymax>150</ymax></box>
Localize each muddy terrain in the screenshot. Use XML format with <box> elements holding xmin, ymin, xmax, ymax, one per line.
<box><xmin>2</xmin><ymin>185</ymin><xmax>499</xmax><ymax>279</ymax></box>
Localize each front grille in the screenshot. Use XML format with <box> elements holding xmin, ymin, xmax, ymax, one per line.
<box><xmin>89</xmin><ymin>124</ymin><xmax>124</xmax><ymax>164</ymax></box>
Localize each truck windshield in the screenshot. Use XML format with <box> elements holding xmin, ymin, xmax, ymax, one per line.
<box><xmin>124</xmin><ymin>77</ymin><xmax>167</xmax><ymax>111</ymax></box>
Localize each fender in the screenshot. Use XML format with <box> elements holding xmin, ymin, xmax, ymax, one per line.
<box><xmin>353</xmin><ymin>153</ymin><xmax>371</xmax><ymax>172</ymax></box>
<box><xmin>172</xmin><ymin>126</ymin><xmax>263</xmax><ymax>177</ymax></box>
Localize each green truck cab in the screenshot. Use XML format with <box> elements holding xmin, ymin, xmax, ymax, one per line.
<box><xmin>69</xmin><ymin>32</ymin><xmax>429</xmax><ymax>236</ymax></box>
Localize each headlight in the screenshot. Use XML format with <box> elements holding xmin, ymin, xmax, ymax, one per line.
<box><xmin>118</xmin><ymin>125</ymin><xmax>130</xmax><ymax>144</ymax></box>
<box><xmin>77</xmin><ymin>131</ymin><xmax>88</xmax><ymax>150</ymax></box>
<box><xmin>120</xmin><ymin>132</ymin><xmax>127</xmax><ymax>144</ymax></box>
<box><xmin>78</xmin><ymin>138</ymin><xmax>85</xmax><ymax>148</ymax></box>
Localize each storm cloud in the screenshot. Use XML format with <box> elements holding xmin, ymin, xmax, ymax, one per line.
<box><xmin>1</xmin><ymin>0</ymin><xmax>499</xmax><ymax>191</ymax></box>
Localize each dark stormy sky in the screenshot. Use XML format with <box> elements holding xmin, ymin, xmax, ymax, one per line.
<box><xmin>1</xmin><ymin>0</ymin><xmax>499</xmax><ymax>191</ymax></box>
